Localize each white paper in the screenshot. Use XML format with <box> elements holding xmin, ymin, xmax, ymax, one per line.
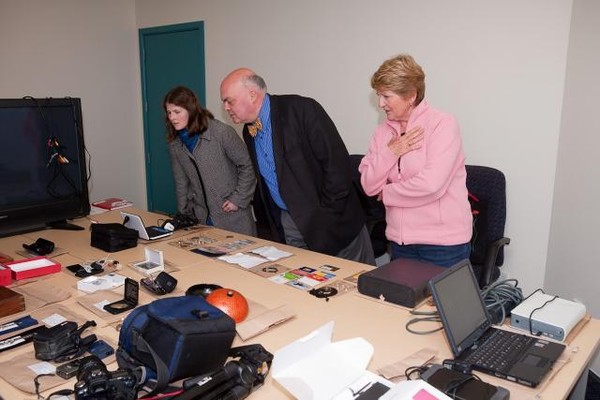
<box><xmin>77</xmin><ymin>276</ymin><xmax>114</xmax><ymax>293</ymax></box>
<box><xmin>28</xmin><ymin>362</ymin><xmax>56</xmax><ymax>375</ymax></box>
<box><xmin>42</xmin><ymin>313</ymin><xmax>67</xmax><ymax>327</ymax></box>
<box><xmin>94</xmin><ymin>300</ymin><xmax>111</xmax><ymax>312</ymax></box>
<box><xmin>250</xmin><ymin>246</ymin><xmax>293</xmax><ymax>261</ymax></box>
<box><xmin>218</xmin><ymin>253</ymin><xmax>267</xmax><ymax>269</ymax></box>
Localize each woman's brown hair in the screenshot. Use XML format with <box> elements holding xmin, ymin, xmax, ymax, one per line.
<box><xmin>163</xmin><ymin>86</ymin><xmax>214</xmax><ymax>142</ymax></box>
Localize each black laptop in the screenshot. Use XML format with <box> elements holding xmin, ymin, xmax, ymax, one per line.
<box><xmin>428</xmin><ymin>259</ymin><xmax>565</xmax><ymax>387</ymax></box>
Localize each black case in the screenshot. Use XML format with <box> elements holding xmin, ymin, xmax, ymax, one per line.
<box><xmin>33</xmin><ymin>321</ymin><xmax>79</xmax><ymax>361</ymax></box>
<box><xmin>421</xmin><ymin>364</ymin><xmax>510</xmax><ymax>400</ymax></box>
<box><xmin>90</xmin><ymin>223</ymin><xmax>138</xmax><ymax>252</ymax></box>
<box><xmin>357</xmin><ymin>258</ymin><xmax>446</xmax><ymax>308</ymax></box>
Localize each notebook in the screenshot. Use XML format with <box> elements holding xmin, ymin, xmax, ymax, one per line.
<box><xmin>428</xmin><ymin>259</ymin><xmax>565</xmax><ymax>388</ymax></box>
<box><xmin>121</xmin><ymin>211</ymin><xmax>173</xmax><ymax>240</ymax></box>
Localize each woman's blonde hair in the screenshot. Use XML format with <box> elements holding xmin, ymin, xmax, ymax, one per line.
<box><xmin>371</xmin><ymin>54</ymin><xmax>426</xmax><ymax>105</ymax></box>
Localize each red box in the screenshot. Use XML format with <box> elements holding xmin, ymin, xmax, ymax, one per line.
<box><xmin>4</xmin><ymin>256</ymin><xmax>61</xmax><ymax>280</ymax></box>
<box><xmin>0</xmin><ymin>265</ymin><xmax>11</xmax><ymax>286</ymax></box>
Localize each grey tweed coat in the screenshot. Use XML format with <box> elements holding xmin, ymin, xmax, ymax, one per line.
<box><xmin>168</xmin><ymin>118</ymin><xmax>257</xmax><ymax>236</ymax></box>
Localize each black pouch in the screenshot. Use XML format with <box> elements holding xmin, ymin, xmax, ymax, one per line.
<box><xmin>33</xmin><ymin>320</ymin><xmax>97</xmax><ymax>362</ymax></box>
<box><xmin>90</xmin><ymin>223</ymin><xmax>138</xmax><ymax>252</ymax></box>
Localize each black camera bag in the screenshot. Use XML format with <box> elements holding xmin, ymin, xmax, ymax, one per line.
<box><xmin>90</xmin><ymin>223</ymin><xmax>138</xmax><ymax>252</ymax></box>
<box><xmin>116</xmin><ymin>295</ymin><xmax>236</xmax><ymax>395</ymax></box>
<box><xmin>33</xmin><ymin>320</ymin><xmax>97</xmax><ymax>362</ymax></box>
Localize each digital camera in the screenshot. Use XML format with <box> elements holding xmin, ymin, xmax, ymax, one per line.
<box><xmin>74</xmin><ymin>355</ymin><xmax>140</xmax><ymax>400</ymax></box>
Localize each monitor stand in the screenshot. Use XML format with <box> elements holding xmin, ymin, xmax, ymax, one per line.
<box><xmin>47</xmin><ymin>219</ymin><xmax>85</xmax><ymax>231</ymax></box>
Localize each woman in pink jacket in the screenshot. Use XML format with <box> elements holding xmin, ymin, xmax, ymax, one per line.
<box><xmin>359</xmin><ymin>54</ymin><xmax>472</xmax><ymax>267</ymax></box>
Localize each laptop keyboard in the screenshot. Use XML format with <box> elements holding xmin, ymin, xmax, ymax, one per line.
<box><xmin>147</xmin><ymin>226</ymin><xmax>170</xmax><ymax>236</ymax></box>
<box><xmin>464</xmin><ymin>329</ymin><xmax>535</xmax><ymax>373</ymax></box>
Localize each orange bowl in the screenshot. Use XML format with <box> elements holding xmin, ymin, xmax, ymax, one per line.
<box><xmin>205</xmin><ymin>288</ymin><xmax>249</xmax><ymax>323</ymax></box>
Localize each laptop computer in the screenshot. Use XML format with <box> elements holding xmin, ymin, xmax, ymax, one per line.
<box><xmin>121</xmin><ymin>211</ymin><xmax>173</xmax><ymax>241</ymax></box>
<box><xmin>428</xmin><ymin>259</ymin><xmax>565</xmax><ymax>388</ymax></box>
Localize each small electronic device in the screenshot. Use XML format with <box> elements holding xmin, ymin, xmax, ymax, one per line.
<box><xmin>56</xmin><ymin>358</ymin><xmax>82</xmax><ymax>379</ymax></box>
<box><xmin>66</xmin><ymin>262</ymin><xmax>104</xmax><ymax>278</ymax></box>
<box><xmin>510</xmin><ymin>291</ymin><xmax>586</xmax><ymax>341</ymax></box>
<box><xmin>191</xmin><ymin>247</ymin><xmax>227</xmax><ymax>257</ymax></box>
<box><xmin>357</xmin><ymin>257</ymin><xmax>445</xmax><ymax>307</ymax></box>
<box><xmin>103</xmin><ymin>278</ymin><xmax>139</xmax><ymax>315</ymax></box>
<box><xmin>141</xmin><ymin>271</ymin><xmax>178</xmax><ymax>295</ymax></box>
<box><xmin>162</xmin><ymin>213</ymin><xmax>198</xmax><ymax>231</ymax></box>
<box><xmin>88</xmin><ymin>339</ymin><xmax>114</xmax><ymax>360</ymax></box>
<box><xmin>22</xmin><ymin>238</ymin><xmax>55</xmax><ymax>256</ymax></box>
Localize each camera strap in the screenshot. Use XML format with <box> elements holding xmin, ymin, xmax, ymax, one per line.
<box><xmin>129</xmin><ymin>330</ymin><xmax>170</xmax><ymax>397</ymax></box>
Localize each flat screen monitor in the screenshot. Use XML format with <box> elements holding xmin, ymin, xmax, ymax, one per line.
<box><xmin>0</xmin><ymin>97</ymin><xmax>90</xmax><ymax>237</ymax></box>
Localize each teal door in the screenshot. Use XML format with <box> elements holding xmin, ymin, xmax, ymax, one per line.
<box><xmin>139</xmin><ymin>21</ymin><xmax>206</xmax><ymax>215</ymax></box>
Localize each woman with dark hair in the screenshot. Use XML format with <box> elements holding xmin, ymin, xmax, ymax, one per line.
<box><xmin>164</xmin><ymin>86</ymin><xmax>257</xmax><ymax>236</ymax></box>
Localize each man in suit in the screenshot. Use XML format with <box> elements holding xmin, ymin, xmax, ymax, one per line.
<box><xmin>220</xmin><ymin>68</ymin><xmax>375</xmax><ymax>265</ymax></box>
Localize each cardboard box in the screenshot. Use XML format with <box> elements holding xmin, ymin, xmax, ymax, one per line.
<box><xmin>272</xmin><ymin>321</ymin><xmax>392</xmax><ymax>400</ymax></box>
<box><xmin>272</xmin><ymin>321</ymin><xmax>452</xmax><ymax>400</ymax></box>
<box><xmin>0</xmin><ymin>287</ymin><xmax>26</xmax><ymax>318</ymax></box>
<box><xmin>4</xmin><ymin>256</ymin><xmax>61</xmax><ymax>280</ymax></box>
<box><xmin>131</xmin><ymin>248</ymin><xmax>164</xmax><ymax>276</ymax></box>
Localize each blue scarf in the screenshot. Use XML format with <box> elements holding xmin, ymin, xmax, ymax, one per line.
<box><xmin>178</xmin><ymin>129</ymin><xmax>199</xmax><ymax>153</ymax></box>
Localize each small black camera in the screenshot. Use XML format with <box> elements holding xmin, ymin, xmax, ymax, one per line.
<box><xmin>74</xmin><ymin>355</ymin><xmax>140</xmax><ymax>400</ymax></box>
<box><xmin>163</xmin><ymin>213</ymin><xmax>198</xmax><ymax>230</ymax></box>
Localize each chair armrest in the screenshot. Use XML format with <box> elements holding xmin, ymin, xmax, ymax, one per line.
<box><xmin>480</xmin><ymin>237</ymin><xmax>511</xmax><ymax>287</ymax></box>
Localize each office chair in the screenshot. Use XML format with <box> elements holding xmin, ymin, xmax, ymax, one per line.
<box><xmin>349</xmin><ymin>154</ymin><xmax>389</xmax><ymax>258</ymax></box>
<box><xmin>466</xmin><ymin>165</ymin><xmax>511</xmax><ymax>288</ymax></box>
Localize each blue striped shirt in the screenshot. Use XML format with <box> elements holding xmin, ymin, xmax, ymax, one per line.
<box><xmin>255</xmin><ymin>95</ymin><xmax>287</xmax><ymax>210</ymax></box>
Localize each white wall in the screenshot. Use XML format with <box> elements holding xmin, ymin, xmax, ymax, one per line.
<box><xmin>135</xmin><ymin>0</ymin><xmax>573</xmax><ymax>295</ymax></box>
<box><xmin>0</xmin><ymin>0</ymin><xmax>146</xmax><ymax>208</ymax></box>
<box><xmin>1</xmin><ymin>0</ymin><xmax>590</xmax><ymax>300</ymax></box>
<box><xmin>546</xmin><ymin>0</ymin><xmax>600</xmax><ymax>376</ymax></box>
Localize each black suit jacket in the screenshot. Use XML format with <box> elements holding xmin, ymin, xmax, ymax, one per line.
<box><xmin>243</xmin><ymin>94</ymin><xmax>366</xmax><ymax>256</ymax></box>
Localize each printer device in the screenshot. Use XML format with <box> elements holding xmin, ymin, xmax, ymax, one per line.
<box><xmin>510</xmin><ymin>291</ymin><xmax>586</xmax><ymax>341</ymax></box>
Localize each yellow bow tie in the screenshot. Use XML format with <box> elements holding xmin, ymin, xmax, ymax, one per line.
<box><xmin>248</xmin><ymin>118</ymin><xmax>263</xmax><ymax>137</ymax></box>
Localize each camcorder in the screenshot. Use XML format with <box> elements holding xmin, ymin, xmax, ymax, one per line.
<box><xmin>74</xmin><ymin>355</ymin><xmax>142</xmax><ymax>400</ymax></box>
<box><xmin>172</xmin><ymin>344</ymin><xmax>274</xmax><ymax>400</ymax></box>
<box><xmin>33</xmin><ymin>320</ymin><xmax>97</xmax><ymax>363</ymax></box>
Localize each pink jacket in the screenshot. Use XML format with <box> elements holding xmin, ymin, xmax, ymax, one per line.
<box><xmin>359</xmin><ymin>100</ymin><xmax>472</xmax><ymax>246</ymax></box>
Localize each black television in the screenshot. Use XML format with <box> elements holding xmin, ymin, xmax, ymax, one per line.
<box><xmin>0</xmin><ymin>97</ymin><xmax>90</xmax><ymax>237</ymax></box>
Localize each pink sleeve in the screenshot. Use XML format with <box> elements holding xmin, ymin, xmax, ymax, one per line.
<box><xmin>359</xmin><ymin>125</ymin><xmax>399</xmax><ymax>197</ymax></box>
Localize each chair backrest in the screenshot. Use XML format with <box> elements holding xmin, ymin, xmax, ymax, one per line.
<box><xmin>349</xmin><ymin>154</ymin><xmax>388</xmax><ymax>258</ymax></box>
<box><xmin>466</xmin><ymin>165</ymin><xmax>507</xmax><ymax>267</ymax></box>
<box><xmin>349</xmin><ymin>155</ymin><xmax>385</xmax><ymax>222</ymax></box>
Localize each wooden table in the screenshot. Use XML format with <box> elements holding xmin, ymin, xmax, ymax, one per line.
<box><xmin>0</xmin><ymin>208</ymin><xmax>598</xmax><ymax>399</ymax></box>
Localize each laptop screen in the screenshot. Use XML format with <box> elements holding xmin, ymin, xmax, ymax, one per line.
<box><xmin>428</xmin><ymin>260</ymin><xmax>491</xmax><ymax>355</ymax></box>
